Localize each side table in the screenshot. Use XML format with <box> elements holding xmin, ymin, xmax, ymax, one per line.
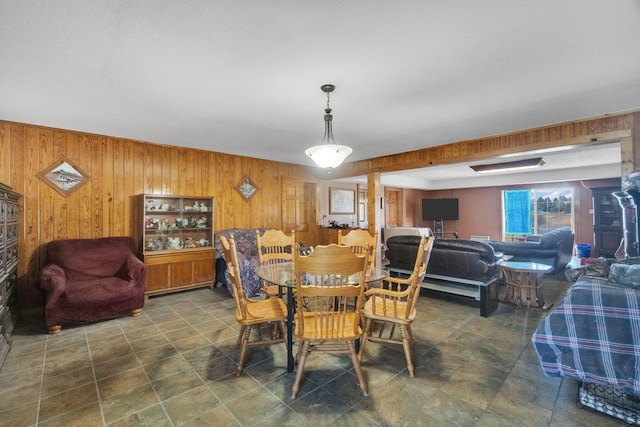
<box><xmin>499</xmin><ymin>261</ymin><xmax>553</xmax><ymax>309</ymax></box>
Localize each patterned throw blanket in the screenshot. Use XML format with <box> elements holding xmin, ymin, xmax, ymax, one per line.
<box><xmin>532</xmin><ymin>277</ymin><xmax>640</xmax><ymax>393</ymax></box>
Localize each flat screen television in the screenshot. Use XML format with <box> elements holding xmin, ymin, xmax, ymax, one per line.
<box><xmin>422</xmin><ymin>198</ymin><xmax>459</xmax><ymax>221</ymax></box>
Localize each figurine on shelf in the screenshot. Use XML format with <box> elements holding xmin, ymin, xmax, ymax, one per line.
<box><xmin>145</xmin><ymin>239</ymin><xmax>155</xmax><ymax>251</ymax></box>
<box><xmin>153</xmin><ymin>239</ymin><xmax>165</xmax><ymax>251</ymax></box>
<box><xmin>199</xmin><ymin>202</ymin><xmax>208</xmax><ymax>212</ymax></box>
<box><xmin>196</xmin><ymin>215</ymin><xmax>207</xmax><ymax>228</ymax></box>
<box><xmin>183</xmin><ymin>237</ymin><xmax>197</xmax><ymax>248</ymax></box>
<box><xmin>198</xmin><ymin>238</ymin><xmax>209</xmax><ymax>247</ymax></box>
<box><xmin>167</xmin><ymin>237</ymin><xmax>181</xmax><ymax>249</ymax></box>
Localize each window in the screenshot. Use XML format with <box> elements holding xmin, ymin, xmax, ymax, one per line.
<box><xmin>502</xmin><ymin>188</ymin><xmax>573</xmax><ymax>240</ymax></box>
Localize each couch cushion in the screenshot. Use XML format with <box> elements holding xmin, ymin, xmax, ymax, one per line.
<box><xmin>47</xmin><ymin>237</ymin><xmax>135</xmax><ymax>281</ymax></box>
<box><xmin>386</xmin><ymin>236</ymin><xmax>497</xmax><ymax>280</ymax></box>
<box><xmin>538</xmin><ymin>227</ymin><xmax>572</xmax><ymax>248</ymax></box>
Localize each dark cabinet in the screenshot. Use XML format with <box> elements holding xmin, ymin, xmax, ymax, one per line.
<box><xmin>591</xmin><ymin>187</ymin><xmax>623</xmax><ymax>258</ymax></box>
<box><xmin>0</xmin><ymin>182</ymin><xmax>20</xmax><ymax>371</ymax></box>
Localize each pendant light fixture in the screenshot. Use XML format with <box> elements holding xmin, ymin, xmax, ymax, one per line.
<box><xmin>305</xmin><ymin>84</ymin><xmax>352</xmax><ymax>168</ymax></box>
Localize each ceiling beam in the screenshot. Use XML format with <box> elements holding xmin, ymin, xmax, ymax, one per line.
<box><xmin>317</xmin><ymin>112</ymin><xmax>636</xmax><ymax>180</ymax></box>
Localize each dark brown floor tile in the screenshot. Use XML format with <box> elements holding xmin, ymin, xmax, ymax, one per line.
<box><xmin>38</xmin><ymin>402</ymin><xmax>103</xmax><ymax>427</ymax></box>
<box><xmin>162</xmin><ymin>385</ymin><xmax>221</xmax><ymax>426</ymax></box>
<box><xmin>97</xmin><ymin>366</ymin><xmax>150</xmax><ymax>399</ymax></box>
<box><xmin>142</xmin><ymin>353</ymin><xmax>191</xmax><ymax>382</ymax></box>
<box><xmin>152</xmin><ymin>368</ymin><xmax>205</xmax><ymax>401</ymax></box>
<box><xmin>181</xmin><ymin>404</ymin><xmax>241</xmax><ymax>427</ymax></box>
<box><xmin>172</xmin><ymin>333</ymin><xmax>212</xmax><ymax>353</ymax></box>
<box><xmin>93</xmin><ymin>352</ymin><xmax>141</xmax><ymax>380</ymax></box>
<box><xmin>420</xmin><ymin>389</ymin><xmax>485</xmax><ymax>425</ymax></box>
<box><xmin>100</xmin><ymin>382</ymin><xmax>160</xmax><ymax>424</ymax></box>
<box><xmin>134</xmin><ymin>344</ymin><xmax>179</xmax><ymax>365</ymax></box>
<box><xmin>240</xmin><ymin>407</ymin><xmax>303</xmax><ymax>427</ymax></box>
<box><xmin>122</xmin><ymin>324</ymin><xmax>161</xmax><ymax>341</ymax></box>
<box><xmin>206</xmin><ymin>372</ymin><xmax>262</xmax><ymax>403</ymax></box>
<box><xmin>354</xmin><ymin>373</ymin><xmax>439</xmax><ymax>426</ymax></box>
<box><xmin>38</xmin><ymin>382</ymin><xmax>98</xmax><ymax>422</ymax></box>
<box><xmin>0</xmin><ymin>400</ymin><xmax>39</xmax><ymax>427</ymax></box>
<box><xmin>225</xmin><ymin>387</ymin><xmax>286</xmax><ymax>426</ymax></box>
<box><xmin>129</xmin><ymin>333</ymin><xmax>173</xmax><ymax>354</ymax></box>
<box><xmin>41</xmin><ymin>366</ymin><xmax>95</xmax><ymax>398</ymax></box>
<box><xmin>0</xmin><ymin>380</ymin><xmax>41</xmax><ymax>411</ymax></box>
<box><xmin>107</xmin><ymin>404</ymin><xmax>172</xmax><ymax>427</ymax></box>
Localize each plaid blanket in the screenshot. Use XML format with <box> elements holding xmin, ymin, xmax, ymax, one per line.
<box><xmin>532</xmin><ymin>277</ymin><xmax>640</xmax><ymax>393</ymax></box>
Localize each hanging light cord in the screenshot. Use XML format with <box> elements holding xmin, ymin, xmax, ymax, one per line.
<box><xmin>324</xmin><ymin>91</ymin><xmax>334</xmax><ymax>144</ymax></box>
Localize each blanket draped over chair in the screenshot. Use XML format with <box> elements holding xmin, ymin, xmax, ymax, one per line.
<box><xmin>38</xmin><ymin>237</ymin><xmax>147</xmax><ymax>333</ymax></box>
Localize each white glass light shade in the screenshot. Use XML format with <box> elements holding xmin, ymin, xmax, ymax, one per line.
<box><xmin>305</xmin><ymin>144</ymin><xmax>353</xmax><ymax>168</ymax></box>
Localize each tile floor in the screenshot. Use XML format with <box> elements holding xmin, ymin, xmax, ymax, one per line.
<box><xmin>0</xmin><ymin>275</ymin><xmax>624</xmax><ymax>426</ymax></box>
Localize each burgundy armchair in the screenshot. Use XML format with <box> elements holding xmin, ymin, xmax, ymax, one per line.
<box><xmin>38</xmin><ymin>237</ymin><xmax>147</xmax><ymax>334</ymax></box>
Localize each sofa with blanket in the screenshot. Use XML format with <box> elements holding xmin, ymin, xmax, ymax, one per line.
<box><xmin>532</xmin><ymin>259</ymin><xmax>640</xmax><ymax>423</ymax></box>
<box><xmin>487</xmin><ymin>227</ymin><xmax>575</xmax><ymax>274</ymax></box>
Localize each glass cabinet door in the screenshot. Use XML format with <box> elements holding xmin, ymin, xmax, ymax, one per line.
<box><xmin>141</xmin><ymin>195</ymin><xmax>214</xmax><ymax>254</ymax></box>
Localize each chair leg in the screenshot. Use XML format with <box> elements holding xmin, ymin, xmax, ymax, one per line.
<box><xmin>291</xmin><ymin>340</ymin><xmax>310</xmax><ymax>399</ymax></box>
<box><xmin>236</xmin><ymin>325</ymin><xmax>252</xmax><ymax>377</ymax></box>
<box><xmin>277</xmin><ymin>320</ymin><xmax>287</xmax><ymax>340</ymax></box>
<box><xmin>48</xmin><ymin>325</ymin><xmax>62</xmax><ymax>334</ymax></box>
<box><xmin>237</xmin><ymin>325</ymin><xmax>246</xmax><ymax>346</ymax></box>
<box><xmin>131</xmin><ymin>308</ymin><xmax>142</xmax><ymax>317</ymax></box>
<box><xmin>358</xmin><ymin>318</ymin><xmax>372</xmax><ymax>362</ymax></box>
<box><xmin>400</xmin><ymin>325</ymin><xmax>414</xmax><ymax>377</ymax></box>
<box><xmin>348</xmin><ymin>340</ymin><xmax>368</xmax><ymax>396</ymax></box>
<box><xmin>406</xmin><ymin>324</ymin><xmax>416</xmax><ymax>345</ymax></box>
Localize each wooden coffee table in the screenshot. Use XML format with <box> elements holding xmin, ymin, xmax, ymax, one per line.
<box><xmin>499</xmin><ymin>261</ymin><xmax>553</xmax><ymax>309</ymax></box>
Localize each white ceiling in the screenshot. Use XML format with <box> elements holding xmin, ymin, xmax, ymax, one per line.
<box><xmin>1</xmin><ymin>1</ymin><xmax>639</xmax><ymax>188</ymax></box>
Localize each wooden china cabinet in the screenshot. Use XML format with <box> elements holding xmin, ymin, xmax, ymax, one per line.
<box><xmin>135</xmin><ymin>194</ymin><xmax>215</xmax><ymax>296</ymax></box>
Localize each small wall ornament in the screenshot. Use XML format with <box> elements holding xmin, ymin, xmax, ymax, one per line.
<box><xmin>37</xmin><ymin>157</ymin><xmax>90</xmax><ymax>197</ymax></box>
<box><xmin>235</xmin><ymin>176</ymin><xmax>258</xmax><ymax>201</ymax></box>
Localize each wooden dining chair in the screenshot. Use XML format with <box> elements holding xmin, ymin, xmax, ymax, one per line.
<box><xmin>256</xmin><ymin>229</ymin><xmax>295</xmax><ymax>298</ymax></box>
<box><xmin>220</xmin><ymin>234</ymin><xmax>287</xmax><ymax>376</ymax></box>
<box><xmin>291</xmin><ymin>244</ymin><xmax>370</xmax><ymax>399</ymax></box>
<box><xmin>358</xmin><ymin>235</ymin><xmax>434</xmax><ymax>377</ymax></box>
<box><xmin>338</xmin><ymin>229</ymin><xmax>378</xmax><ymax>267</ymax></box>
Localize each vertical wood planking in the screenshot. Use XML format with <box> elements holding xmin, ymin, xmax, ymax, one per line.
<box><xmin>0</xmin><ymin>122</ymin><xmax>8</xmax><ymax>183</ymax></box>
<box><xmin>2</xmin><ymin>113</ymin><xmax>634</xmax><ymax>310</ymax></box>
<box><xmin>111</xmin><ymin>138</ymin><xmax>125</xmax><ymax>236</ymax></box>
<box><xmin>52</xmin><ymin>129</ymin><xmax>68</xmax><ymax>240</ymax></box>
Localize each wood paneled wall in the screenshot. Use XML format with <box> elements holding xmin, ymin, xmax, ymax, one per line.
<box><xmin>1</xmin><ymin>112</ymin><xmax>639</xmax><ymax>311</ymax></box>
<box><xmin>0</xmin><ymin>120</ymin><xmax>316</xmax><ymax>310</ymax></box>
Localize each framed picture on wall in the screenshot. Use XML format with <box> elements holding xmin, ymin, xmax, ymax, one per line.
<box><xmin>37</xmin><ymin>157</ymin><xmax>90</xmax><ymax>197</ymax></box>
<box><xmin>329</xmin><ymin>187</ymin><xmax>356</xmax><ymax>214</ymax></box>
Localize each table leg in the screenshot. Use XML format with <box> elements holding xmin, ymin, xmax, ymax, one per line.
<box><xmin>536</xmin><ymin>272</ymin><xmax>553</xmax><ymax>310</ymax></box>
<box><xmin>286</xmin><ymin>288</ymin><xmax>294</xmax><ymax>372</ymax></box>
